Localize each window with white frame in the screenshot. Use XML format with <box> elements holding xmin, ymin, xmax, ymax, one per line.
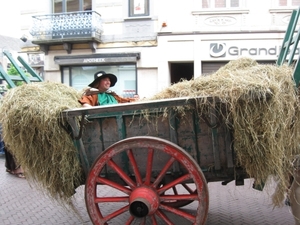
<box><xmin>53</xmin><ymin>0</ymin><xmax>91</xmax><ymax>13</ymax></box>
<box><xmin>129</xmin><ymin>0</ymin><xmax>149</xmax><ymax>17</ymax></box>
<box><xmin>277</xmin><ymin>0</ymin><xmax>300</xmax><ymax>6</ymax></box>
<box><xmin>202</xmin><ymin>0</ymin><xmax>240</xmax><ymax>8</ymax></box>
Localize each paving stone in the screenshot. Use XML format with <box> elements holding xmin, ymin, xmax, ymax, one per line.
<box><xmin>0</xmin><ymin>155</ymin><xmax>295</xmax><ymax>224</ymax></box>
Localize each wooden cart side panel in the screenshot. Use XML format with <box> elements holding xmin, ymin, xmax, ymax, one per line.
<box><xmin>79</xmin><ymin>107</ymin><xmax>233</xmax><ymax>182</ymax></box>
<box><xmin>175</xmin><ymin>110</ymin><xmax>232</xmax><ymax>180</ymax></box>
<box><xmin>81</xmin><ymin>117</ymin><xmax>117</xmax><ymax>166</ymax></box>
<box><xmin>125</xmin><ymin>114</ymin><xmax>171</xmax><ymax>139</ymax></box>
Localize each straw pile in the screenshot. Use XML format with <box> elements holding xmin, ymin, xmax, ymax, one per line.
<box><xmin>148</xmin><ymin>57</ymin><xmax>300</xmax><ymax>207</ymax></box>
<box><xmin>0</xmin><ymin>81</ymin><xmax>84</xmax><ymax>204</ymax></box>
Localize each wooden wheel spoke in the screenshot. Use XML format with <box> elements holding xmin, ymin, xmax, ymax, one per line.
<box><xmin>126</xmin><ymin>149</ymin><xmax>143</xmax><ymax>185</ymax></box>
<box><xmin>150</xmin><ymin>214</ymin><xmax>158</xmax><ymax>224</ymax></box>
<box><xmin>157</xmin><ymin>173</ymin><xmax>192</xmax><ymax>194</ymax></box>
<box><xmin>95</xmin><ymin>196</ymin><xmax>129</xmax><ymax>203</ymax></box>
<box><xmin>152</xmin><ymin>156</ymin><xmax>176</xmax><ymax>188</ymax></box>
<box><xmin>102</xmin><ymin>204</ymin><xmax>130</xmax><ymax>223</ymax></box>
<box><xmin>141</xmin><ymin>218</ymin><xmax>146</xmax><ymax>225</ymax></box>
<box><xmin>172</xmin><ymin>186</ymin><xmax>178</xmax><ymax>195</ymax></box>
<box><xmin>107</xmin><ymin>159</ymin><xmax>136</xmax><ymax>188</ymax></box>
<box><xmin>125</xmin><ymin>215</ymin><xmax>134</xmax><ymax>225</ymax></box>
<box><xmin>160</xmin><ymin>193</ymin><xmax>198</xmax><ymax>202</ymax></box>
<box><xmin>160</xmin><ymin>204</ymin><xmax>196</xmax><ymax>223</ymax></box>
<box><xmin>156</xmin><ymin>209</ymin><xmax>173</xmax><ymax>224</ymax></box>
<box><xmin>96</xmin><ymin>176</ymin><xmax>132</xmax><ymax>195</ymax></box>
<box><xmin>182</xmin><ymin>183</ymin><xmax>194</xmax><ymax>194</ymax></box>
<box><xmin>144</xmin><ymin>147</ymin><xmax>154</xmax><ymax>185</ymax></box>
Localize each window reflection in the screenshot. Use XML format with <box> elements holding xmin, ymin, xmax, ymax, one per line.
<box><xmin>53</xmin><ymin>0</ymin><xmax>91</xmax><ymax>13</ymax></box>
<box><xmin>129</xmin><ymin>0</ymin><xmax>149</xmax><ymax>17</ymax></box>
<box><xmin>202</xmin><ymin>0</ymin><xmax>240</xmax><ymax>9</ymax></box>
<box><xmin>63</xmin><ymin>65</ymin><xmax>137</xmax><ymax>97</ymax></box>
<box><xmin>278</xmin><ymin>0</ymin><xmax>300</xmax><ymax>6</ymax></box>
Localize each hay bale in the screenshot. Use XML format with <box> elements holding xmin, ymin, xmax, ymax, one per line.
<box><xmin>0</xmin><ymin>81</ymin><xmax>84</xmax><ymax>204</ymax></box>
<box><xmin>148</xmin><ymin>57</ymin><xmax>300</xmax><ymax>207</ymax></box>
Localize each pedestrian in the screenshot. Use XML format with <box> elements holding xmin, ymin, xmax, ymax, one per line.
<box><xmin>4</xmin><ymin>144</ymin><xmax>25</xmax><ymax>178</ymax></box>
<box><xmin>0</xmin><ymin>90</ymin><xmax>25</xmax><ymax>178</ymax></box>
<box><xmin>1</xmin><ymin>122</ymin><xmax>25</xmax><ymax>178</ymax></box>
<box><xmin>0</xmin><ymin>128</ymin><xmax>4</xmax><ymax>155</ymax></box>
<box><xmin>79</xmin><ymin>71</ymin><xmax>139</xmax><ymax>107</ymax></box>
<box><xmin>0</xmin><ymin>93</ymin><xmax>5</xmax><ymax>155</ymax></box>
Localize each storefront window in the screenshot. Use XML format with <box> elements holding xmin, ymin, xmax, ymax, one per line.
<box><xmin>62</xmin><ymin>64</ymin><xmax>137</xmax><ymax>97</ymax></box>
<box><xmin>129</xmin><ymin>0</ymin><xmax>149</xmax><ymax>17</ymax></box>
<box><xmin>202</xmin><ymin>0</ymin><xmax>239</xmax><ymax>8</ymax></box>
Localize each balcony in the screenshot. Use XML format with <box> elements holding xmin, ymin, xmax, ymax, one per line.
<box><xmin>30</xmin><ymin>11</ymin><xmax>103</xmax><ymax>54</ymax></box>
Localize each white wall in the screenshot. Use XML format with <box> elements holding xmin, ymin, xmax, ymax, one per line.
<box><xmin>19</xmin><ymin>0</ymin><xmax>52</xmax><ymax>38</ymax></box>
<box><xmin>137</xmin><ymin>68</ymin><xmax>158</xmax><ymax>99</ymax></box>
<box><xmin>0</xmin><ymin>0</ymin><xmax>21</xmax><ymax>38</ymax></box>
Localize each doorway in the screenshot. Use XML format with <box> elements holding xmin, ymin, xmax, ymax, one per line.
<box><xmin>170</xmin><ymin>62</ymin><xmax>194</xmax><ymax>84</ymax></box>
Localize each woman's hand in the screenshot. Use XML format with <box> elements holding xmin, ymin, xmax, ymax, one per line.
<box><xmin>84</xmin><ymin>88</ymin><xmax>100</xmax><ymax>96</ymax></box>
<box><xmin>82</xmin><ymin>103</ymin><xmax>93</xmax><ymax>107</ymax></box>
<box><xmin>133</xmin><ymin>94</ymin><xmax>140</xmax><ymax>101</ymax></box>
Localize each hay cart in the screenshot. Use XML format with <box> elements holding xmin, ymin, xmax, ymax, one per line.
<box><xmin>61</xmin><ymin>7</ymin><xmax>300</xmax><ymax>225</ymax></box>
<box><xmin>62</xmin><ymin>97</ymin><xmax>237</xmax><ymax>225</ymax></box>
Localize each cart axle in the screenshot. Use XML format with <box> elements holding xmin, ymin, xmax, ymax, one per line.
<box><xmin>129</xmin><ymin>186</ymin><xmax>159</xmax><ymax>218</ymax></box>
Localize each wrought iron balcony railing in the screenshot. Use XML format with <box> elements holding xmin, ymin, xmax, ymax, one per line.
<box><xmin>30</xmin><ymin>11</ymin><xmax>103</xmax><ymax>43</ymax></box>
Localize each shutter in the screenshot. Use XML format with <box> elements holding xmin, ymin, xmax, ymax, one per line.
<box><xmin>202</xmin><ymin>61</ymin><xmax>276</xmax><ymax>75</ymax></box>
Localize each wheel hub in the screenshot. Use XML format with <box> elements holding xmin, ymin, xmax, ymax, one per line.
<box><xmin>129</xmin><ymin>186</ymin><xmax>159</xmax><ymax>218</ymax></box>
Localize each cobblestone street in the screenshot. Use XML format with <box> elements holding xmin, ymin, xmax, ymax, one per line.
<box><xmin>0</xmin><ymin>154</ymin><xmax>295</xmax><ymax>225</ymax></box>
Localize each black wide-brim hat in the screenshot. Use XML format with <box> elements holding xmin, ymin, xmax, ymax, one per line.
<box><xmin>88</xmin><ymin>71</ymin><xmax>117</xmax><ymax>88</ymax></box>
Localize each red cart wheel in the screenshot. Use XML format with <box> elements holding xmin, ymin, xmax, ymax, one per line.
<box><xmin>85</xmin><ymin>136</ymin><xmax>209</xmax><ymax>225</ymax></box>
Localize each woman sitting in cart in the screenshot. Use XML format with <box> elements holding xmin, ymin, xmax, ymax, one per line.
<box><xmin>79</xmin><ymin>71</ymin><xmax>138</xmax><ymax>107</ymax></box>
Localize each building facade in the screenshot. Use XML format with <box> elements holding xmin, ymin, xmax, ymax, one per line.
<box><xmin>19</xmin><ymin>0</ymin><xmax>300</xmax><ymax>98</ymax></box>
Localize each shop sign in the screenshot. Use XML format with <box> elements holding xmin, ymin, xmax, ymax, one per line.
<box><xmin>83</xmin><ymin>58</ymin><xmax>105</xmax><ymax>63</ymax></box>
<box><xmin>55</xmin><ymin>57</ymin><xmax>137</xmax><ymax>65</ymax></box>
<box><xmin>209</xmin><ymin>43</ymin><xmax>300</xmax><ymax>58</ymax></box>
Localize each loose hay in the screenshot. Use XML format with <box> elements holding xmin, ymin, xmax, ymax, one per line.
<box><xmin>0</xmin><ymin>81</ymin><xmax>84</xmax><ymax>204</ymax></box>
<box><xmin>148</xmin><ymin>57</ymin><xmax>300</xmax><ymax>207</ymax></box>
